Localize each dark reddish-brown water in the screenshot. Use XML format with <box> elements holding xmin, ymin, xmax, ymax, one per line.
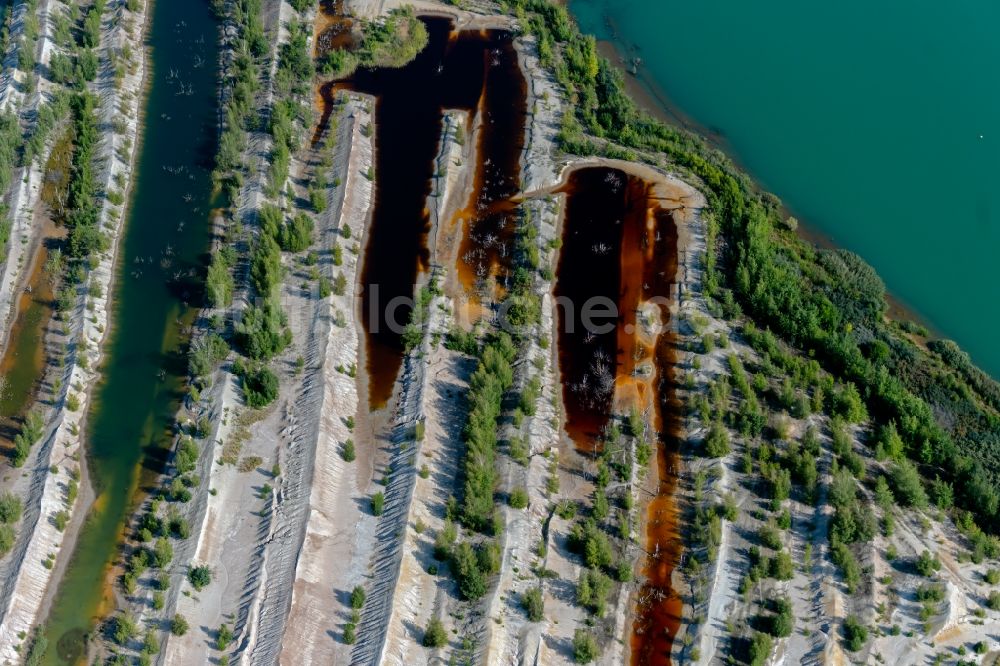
<box><xmin>314</xmin><ymin>0</ymin><xmax>353</xmax><ymax>56</ymax></box>
<box><xmin>453</xmin><ymin>43</ymin><xmax>527</xmax><ymax>298</ymax></box>
<box><xmin>553</xmin><ymin>167</ymin><xmax>632</xmax><ymax>449</ymax></box>
<box><xmin>554</xmin><ymin>166</ymin><xmax>682</xmax><ymax>664</ymax></box>
<box><xmin>316</xmin><ymin>18</ymin><xmax>526</xmax><ymax>409</ymax></box>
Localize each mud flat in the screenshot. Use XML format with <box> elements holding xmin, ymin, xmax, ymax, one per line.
<box><xmin>0</xmin><ymin>0</ymin><xmax>150</xmax><ymax>658</ymax></box>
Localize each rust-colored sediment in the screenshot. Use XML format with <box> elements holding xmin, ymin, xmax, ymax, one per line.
<box><xmin>629</xmin><ymin>205</ymin><xmax>682</xmax><ymax>666</ymax></box>
<box><xmin>452</xmin><ymin>36</ymin><xmax>528</xmax><ymax>303</ymax></box>
<box><xmin>314</xmin><ymin>0</ymin><xmax>353</xmax><ymax>58</ymax></box>
<box><xmin>554</xmin><ymin>167</ymin><xmax>682</xmax><ymax>664</ymax></box>
<box><xmin>0</xmin><ymin>128</ymin><xmax>73</xmax><ymax>447</ymax></box>
<box><xmin>0</xmin><ymin>242</ymin><xmax>57</xmax><ymax>446</ymax></box>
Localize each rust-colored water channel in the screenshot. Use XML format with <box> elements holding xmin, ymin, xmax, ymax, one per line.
<box><xmin>315</xmin><ymin>15</ymin><xmax>526</xmax><ymax>409</ymax></box>
<box><xmin>554</xmin><ymin>166</ymin><xmax>682</xmax><ymax>664</ymax></box>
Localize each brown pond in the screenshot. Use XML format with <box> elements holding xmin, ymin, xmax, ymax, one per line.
<box><xmin>553</xmin><ymin>166</ymin><xmax>682</xmax><ymax>664</ymax></box>
<box><xmin>315</xmin><ymin>17</ymin><xmax>527</xmax><ymax>409</ymax></box>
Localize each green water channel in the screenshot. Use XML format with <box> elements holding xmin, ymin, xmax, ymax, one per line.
<box><xmin>569</xmin><ymin>0</ymin><xmax>1000</xmax><ymax>378</ymax></box>
<box><xmin>40</xmin><ymin>0</ymin><xmax>218</xmax><ymax>661</ymax></box>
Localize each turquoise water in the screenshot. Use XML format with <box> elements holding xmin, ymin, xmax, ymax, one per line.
<box><xmin>569</xmin><ymin>0</ymin><xmax>1000</xmax><ymax>378</ymax></box>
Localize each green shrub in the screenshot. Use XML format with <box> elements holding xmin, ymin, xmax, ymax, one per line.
<box><xmin>113</xmin><ymin>612</ymin><xmax>137</xmax><ymax>645</ymax></box>
<box><xmin>341</xmin><ymin>439</ymin><xmax>356</xmax><ymax>462</ymax></box>
<box><xmin>704</xmin><ymin>420</ymin><xmax>730</xmax><ymax>457</ymax></box>
<box><xmin>748</xmin><ymin>631</ymin><xmax>772</xmax><ymax>666</ymax></box>
<box><xmin>915</xmin><ymin>550</ymin><xmax>941</xmax><ymax>577</ymax></box>
<box><xmin>422</xmin><ymin>617</ymin><xmax>447</xmax><ymax>648</ymax></box>
<box><xmin>371</xmin><ymin>491</ymin><xmax>385</xmax><ymax>516</ymax></box>
<box><xmin>522</xmin><ymin>586</ymin><xmax>544</xmax><ymax>621</ymax></box>
<box><xmin>572</xmin><ymin>629</ymin><xmax>598</xmax><ymax>663</ymax></box>
<box><xmin>843</xmin><ymin>614</ymin><xmax>868</xmax><ymax>651</ymax></box>
<box><xmin>188</xmin><ymin>565</ymin><xmax>212</xmax><ymax>590</ymax></box>
<box><xmin>171</xmin><ymin>614</ymin><xmax>189</xmax><ymax>636</ymax></box>
<box><xmin>217</xmin><ymin>623</ymin><xmax>233</xmax><ymax>650</ymax></box>
<box><xmin>0</xmin><ymin>492</ymin><xmax>23</xmax><ymax>523</ymax></box>
<box><xmin>350</xmin><ymin>585</ymin><xmax>366</xmax><ymax>609</ymax></box>
<box><xmin>0</xmin><ymin>525</ymin><xmax>14</xmax><ymax>557</ymax></box>
<box><xmin>237</xmin><ymin>363</ymin><xmax>279</xmax><ymax>409</ymax></box>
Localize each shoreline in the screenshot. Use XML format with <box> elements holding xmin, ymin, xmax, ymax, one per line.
<box><xmin>588</xmin><ymin>27</ymin><xmax>943</xmax><ymax>343</ymax></box>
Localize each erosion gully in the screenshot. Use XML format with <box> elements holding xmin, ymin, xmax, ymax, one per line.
<box><xmin>554</xmin><ymin>167</ymin><xmax>682</xmax><ymax>665</ymax></box>
<box><xmin>40</xmin><ymin>0</ymin><xmax>219</xmax><ymax>662</ymax></box>
<box><xmin>315</xmin><ymin>14</ymin><xmax>526</xmax><ymax>409</ymax></box>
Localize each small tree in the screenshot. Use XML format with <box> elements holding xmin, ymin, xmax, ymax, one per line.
<box><xmin>704</xmin><ymin>421</ymin><xmax>730</xmax><ymax>457</ymax></box>
<box><xmin>522</xmin><ymin>586</ymin><xmax>544</xmax><ymax>621</ymax></box>
<box><xmin>748</xmin><ymin>631</ymin><xmax>772</xmax><ymax>666</ymax></box>
<box><xmin>422</xmin><ymin>617</ymin><xmax>447</xmax><ymax>648</ymax></box>
<box><xmin>509</xmin><ymin>487</ymin><xmax>528</xmax><ymax>509</ymax></box>
<box><xmin>769</xmin><ymin>551</ymin><xmax>794</xmax><ymax>580</ymax></box>
<box><xmin>217</xmin><ymin>623</ymin><xmax>233</xmax><ymax>650</ymax></box>
<box><xmin>114</xmin><ymin>612</ymin><xmax>137</xmax><ymax>645</ymax></box>
<box><xmin>371</xmin><ymin>491</ymin><xmax>385</xmax><ymax>516</ymax></box>
<box><xmin>915</xmin><ymin>550</ymin><xmax>941</xmax><ymax>578</ymax></box>
<box><xmin>572</xmin><ymin>629</ymin><xmax>598</xmax><ymax>663</ymax></box>
<box><xmin>843</xmin><ymin>614</ymin><xmax>868</xmax><ymax>651</ymax></box>
<box><xmin>171</xmin><ymin>614</ymin><xmax>189</xmax><ymax>636</ymax></box>
<box><xmin>341</xmin><ymin>439</ymin><xmax>356</xmax><ymax>462</ymax></box>
<box><xmin>188</xmin><ymin>565</ymin><xmax>212</xmax><ymax>590</ymax></box>
<box><xmin>0</xmin><ymin>492</ymin><xmax>23</xmax><ymax>523</ymax></box>
<box><xmin>350</xmin><ymin>585</ymin><xmax>366</xmax><ymax>610</ymax></box>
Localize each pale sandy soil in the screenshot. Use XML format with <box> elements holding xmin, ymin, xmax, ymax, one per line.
<box><xmin>0</xmin><ymin>1</ymin><xmax>150</xmax><ymax>657</ymax></box>
<box><xmin>377</xmin><ymin>110</ymin><xmax>472</xmax><ymax>666</ymax></box>
<box><xmin>867</xmin><ymin>494</ymin><xmax>1000</xmax><ymax>664</ymax></box>
<box><xmin>274</xmin><ymin>96</ymin><xmax>379</xmax><ymax>666</ymax></box>
<box><xmin>162</xmin><ymin>89</ymin><xmax>370</xmax><ymax>664</ymax></box>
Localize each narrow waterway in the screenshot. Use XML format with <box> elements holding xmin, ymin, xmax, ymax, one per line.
<box><xmin>554</xmin><ymin>166</ymin><xmax>682</xmax><ymax>664</ymax></box>
<box><xmin>41</xmin><ymin>0</ymin><xmax>219</xmax><ymax>662</ymax></box>
<box><xmin>317</xmin><ymin>17</ymin><xmax>526</xmax><ymax>409</ymax></box>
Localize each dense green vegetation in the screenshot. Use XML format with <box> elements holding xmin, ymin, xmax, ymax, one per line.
<box><xmin>511</xmin><ymin>0</ymin><xmax>1000</xmax><ymax>536</ymax></box>
<box><xmin>65</xmin><ymin>93</ymin><xmax>105</xmax><ymax>259</ymax></box>
<box><xmin>458</xmin><ymin>332</ymin><xmax>516</xmax><ymax>531</ymax></box>
<box><xmin>318</xmin><ymin>7</ymin><xmax>428</xmax><ymax>78</ymax></box>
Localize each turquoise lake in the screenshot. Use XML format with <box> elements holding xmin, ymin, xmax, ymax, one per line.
<box><xmin>569</xmin><ymin>0</ymin><xmax>1000</xmax><ymax>379</ymax></box>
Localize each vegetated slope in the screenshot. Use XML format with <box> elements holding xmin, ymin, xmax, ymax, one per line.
<box><xmin>510</xmin><ymin>0</ymin><xmax>1000</xmax><ymax>537</ymax></box>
